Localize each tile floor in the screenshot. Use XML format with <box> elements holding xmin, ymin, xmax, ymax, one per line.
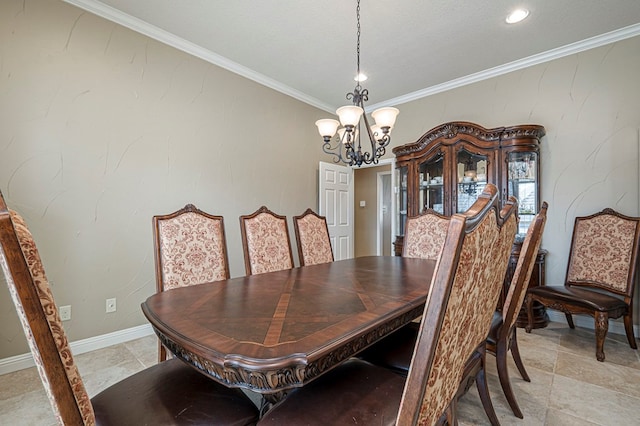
<box><xmin>1</xmin><ymin>322</ymin><xmax>639</xmax><ymax>425</ymax></box>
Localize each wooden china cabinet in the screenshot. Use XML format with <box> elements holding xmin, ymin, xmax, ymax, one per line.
<box><xmin>393</xmin><ymin>121</ymin><xmax>548</xmax><ymax>328</ymax></box>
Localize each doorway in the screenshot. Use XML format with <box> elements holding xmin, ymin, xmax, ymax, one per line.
<box><xmin>377</xmin><ymin>171</ymin><xmax>392</xmax><ymax>256</ymax></box>
<box><xmin>353</xmin><ymin>161</ymin><xmax>393</xmax><ymax>257</ymax></box>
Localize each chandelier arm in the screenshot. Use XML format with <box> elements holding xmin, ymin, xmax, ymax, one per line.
<box><xmin>360</xmin><ymin>111</ymin><xmax>379</xmax><ymax>153</ymax></box>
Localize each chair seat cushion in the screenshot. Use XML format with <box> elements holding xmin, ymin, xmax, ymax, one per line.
<box><xmin>91</xmin><ymin>358</ymin><xmax>259</xmax><ymax>426</ymax></box>
<box><xmin>356</xmin><ymin>322</ymin><xmax>420</xmax><ymax>374</ymax></box>
<box><xmin>257</xmin><ymin>359</ymin><xmax>405</xmax><ymax>425</ymax></box>
<box><xmin>528</xmin><ymin>286</ymin><xmax>628</xmax><ymax>312</ymax></box>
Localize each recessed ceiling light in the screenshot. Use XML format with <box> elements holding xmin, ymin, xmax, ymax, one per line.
<box><xmin>354</xmin><ymin>73</ymin><xmax>368</xmax><ymax>82</ymax></box>
<box><xmin>506</xmin><ymin>9</ymin><xmax>529</xmax><ymax>24</ymax></box>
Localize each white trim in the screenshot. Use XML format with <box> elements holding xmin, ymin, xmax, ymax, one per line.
<box><xmin>546</xmin><ymin>311</ymin><xmax>639</xmax><ymax>339</ymax></box>
<box><xmin>0</xmin><ymin>324</ymin><xmax>154</xmax><ymax>375</ymax></box>
<box><xmin>353</xmin><ymin>157</ymin><xmax>393</xmax><ymax>169</ymax></box>
<box><xmin>62</xmin><ymin>0</ymin><xmax>335</xmax><ymax>113</ymax></box>
<box><xmin>376</xmin><ymin>170</ymin><xmax>392</xmax><ymax>256</ymax></box>
<box><xmin>65</xmin><ymin>2</ymin><xmax>639</xmax><ymax>112</ymax></box>
<box><xmin>369</xmin><ymin>23</ymin><xmax>640</xmax><ymax>110</ymax></box>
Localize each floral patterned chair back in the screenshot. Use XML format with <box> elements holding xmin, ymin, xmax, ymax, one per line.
<box><xmin>402</xmin><ymin>209</ymin><xmax>451</xmax><ymax>261</ymax></box>
<box><xmin>566</xmin><ymin>209</ymin><xmax>639</xmax><ymax>294</ymax></box>
<box><xmin>153</xmin><ymin>204</ymin><xmax>230</xmax><ymax>361</ymax></box>
<box><xmin>0</xmin><ymin>192</ymin><xmax>95</xmax><ymax>425</ymax></box>
<box><xmin>293</xmin><ymin>208</ymin><xmax>333</xmax><ymax>266</ymax></box>
<box><xmin>397</xmin><ymin>184</ymin><xmax>518</xmax><ymax>425</ymax></box>
<box><xmin>240</xmin><ymin>206</ymin><xmax>294</xmax><ymax>275</ymax></box>
<box><xmin>153</xmin><ymin>204</ymin><xmax>230</xmax><ymax>292</ymax></box>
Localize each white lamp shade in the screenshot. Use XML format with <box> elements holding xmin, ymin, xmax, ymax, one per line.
<box><xmin>336</xmin><ymin>105</ymin><xmax>364</xmax><ymax>127</ymax></box>
<box><xmin>315</xmin><ymin>119</ymin><xmax>340</xmax><ymax>138</ymax></box>
<box><xmin>372</xmin><ymin>107</ymin><xmax>399</xmax><ymax>129</ymax></box>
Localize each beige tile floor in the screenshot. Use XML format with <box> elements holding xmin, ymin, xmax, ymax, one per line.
<box><xmin>1</xmin><ymin>322</ymin><xmax>639</xmax><ymax>425</ymax></box>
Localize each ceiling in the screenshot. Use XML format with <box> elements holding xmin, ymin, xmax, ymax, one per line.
<box><xmin>65</xmin><ymin>1</ymin><xmax>640</xmax><ymax>113</ymax></box>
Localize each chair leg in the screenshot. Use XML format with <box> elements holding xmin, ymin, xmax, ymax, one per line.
<box><xmin>509</xmin><ymin>328</ymin><xmax>530</xmax><ymax>382</ymax></box>
<box><xmin>475</xmin><ymin>355</ymin><xmax>501</xmax><ymax>426</ymax></box>
<box><xmin>594</xmin><ymin>311</ymin><xmax>608</xmax><ymax>362</ymax></box>
<box><xmin>496</xmin><ymin>338</ymin><xmax>523</xmax><ymax>419</ymax></box>
<box><xmin>443</xmin><ymin>400</ymin><xmax>458</xmax><ymax>426</ymax></box>
<box><xmin>525</xmin><ymin>295</ymin><xmax>534</xmax><ymax>333</ymax></box>
<box><xmin>158</xmin><ymin>341</ymin><xmax>167</xmax><ymax>363</ymax></box>
<box><xmin>565</xmin><ymin>312</ymin><xmax>575</xmax><ymax>329</ymax></box>
<box><xmin>623</xmin><ymin>313</ymin><xmax>638</xmax><ymax>349</ymax></box>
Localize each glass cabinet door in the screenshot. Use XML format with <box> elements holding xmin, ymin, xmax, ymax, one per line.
<box><xmin>456</xmin><ymin>148</ymin><xmax>489</xmax><ymax>213</ymax></box>
<box><xmin>418</xmin><ymin>153</ymin><xmax>444</xmax><ymax>214</ymax></box>
<box><xmin>507</xmin><ymin>151</ymin><xmax>538</xmax><ymax>235</ymax></box>
<box><xmin>396</xmin><ymin>165</ymin><xmax>408</xmax><ymax>237</ymax></box>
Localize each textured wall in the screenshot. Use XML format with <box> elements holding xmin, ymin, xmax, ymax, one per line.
<box><xmin>1</xmin><ymin>0</ymin><xmax>639</xmax><ymax>360</ymax></box>
<box><xmin>0</xmin><ymin>0</ymin><xmax>325</xmax><ymax>358</ymax></box>
<box><xmin>388</xmin><ymin>35</ymin><xmax>640</xmax><ymax>327</ymax></box>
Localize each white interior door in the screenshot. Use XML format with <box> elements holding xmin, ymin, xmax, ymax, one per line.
<box><xmin>319</xmin><ymin>161</ymin><xmax>354</xmax><ymax>260</ymax></box>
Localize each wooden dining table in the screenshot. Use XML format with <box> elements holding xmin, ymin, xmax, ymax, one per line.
<box><xmin>141</xmin><ymin>256</ymin><xmax>436</xmax><ymax>397</ymax></box>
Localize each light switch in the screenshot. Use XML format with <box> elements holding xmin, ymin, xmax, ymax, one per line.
<box><xmin>359</xmin><ymin>200</ymin><xmax>366</xmax><ymax>207</ymax></box>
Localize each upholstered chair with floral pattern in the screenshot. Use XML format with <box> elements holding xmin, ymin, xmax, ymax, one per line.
<box><xmin>526</xmin><ymin>208</ymin><xmax>640</xmax><ymax>362</ymax></box>
<box><xmin>256</xmin><ymin>184</ymin><xmax>513</xmax><ymax>425</ymax></box>
<box><xmin>0</xmin><ymin>191</ymin><xmax>259</xmax><ymax>426</ymax></box>
<box><xmin>293</xmin><ymin>208</ymin><xmax>333</xmax><ymax>266</ymax></box>
<box><xmin>402</xmin><ymin>209</ymin><xmax>451</xmax><ymax>260</ymax></box>
<box><xmin>485</xmin><ymin>202</ymin><xmax>548</xmax><ymax>418</ymax></box>
<box><xmin>240</xmin><ymin>206</ymin><xmax>294</xmax><ymax>275</ymax></box>
<box><xmin>153</xmin><ymin>204</ymin><xmax>230</xmax><ymax>361</ymax></box>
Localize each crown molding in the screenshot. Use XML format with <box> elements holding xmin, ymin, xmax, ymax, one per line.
<box><xmin>62</xmin><ymin>0</ymin><xmax>335</xmax><ymax>113</ymax></box>
<box><xmin>369</xmin><ymin>23</ymin><xmax>640</xmax><ymax>110</ymax></box>
<box><xmin>64</xmin><ymin>1</ymin><xmax>639</xmax><ymax>114</ymax></box>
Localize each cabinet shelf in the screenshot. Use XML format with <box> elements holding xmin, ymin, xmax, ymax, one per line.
<box><xmin>393</xmin><ymin>121</ymin><xmax>548</xmax><ymax>327</ymax></box>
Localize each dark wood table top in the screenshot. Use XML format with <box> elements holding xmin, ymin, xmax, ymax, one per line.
<box><xmin>141</xmin><ymin>256</ymin><xmax>435</xmax><ymax>394</ymax></box>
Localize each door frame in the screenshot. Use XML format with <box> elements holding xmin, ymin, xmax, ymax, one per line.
<box><xmin>354</xmin><ymin>158</ymin><xmax>394</xmax><ymax>256</ymax></box>
<box><xmin>376</xmin><ymin>170</ymin><xmax>392</xmax><ymax>255</ymax></box>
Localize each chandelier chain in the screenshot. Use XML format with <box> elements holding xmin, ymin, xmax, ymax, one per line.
<box><xmin>356</xmin><ymin>0</ymin><xmax>361</xmax><ymax>89</ymax></box>
<box><xmin>315</xmin><ymin>0</ymin><xmax>398</xmax><ymax>167</ymax></box>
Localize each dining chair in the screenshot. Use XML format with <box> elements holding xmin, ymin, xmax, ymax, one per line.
<box><xmin>153</xmin><ymin>204</ymin><xmax>230</xmax><ymax>361</ymax></box>
<box><xmin>485</xmin><ymin>202</ymin><xmax>548</xmax><ymax>418</ymax></box>
<box><xmin>356</xmin><ymin>190</ymin><xmax>518</xmax><ymax>425</ymax></box>
<box><xmin>257</xmin><ymin>184</ymin><xmax>512</xmax><ymax>425</ymax></box>
<box><xmin>402</xmin><ymin>208</ymin><xmax>451</xmax><ymax>260</ymax></box>
<box><xmin>0</xmin><ymin>191</ymin><xmax>259</xmax><ymax>426</ymax></box>
<box><xmin>526</xmin><ymin>207</ymin><xmax>640</xmax><ymax>362</ymax></box>
<box><xmin>240</xmin><ymin>206</ymin><xmax>294</xmax><ymax>275</ymax></box>
<box><xmin>292</xmin><ymin>208</ymin><xmax>333</xmax><ymax>266</ymax></box>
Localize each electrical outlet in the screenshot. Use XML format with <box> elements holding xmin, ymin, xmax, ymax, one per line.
<box><xmin>59</xmin><ymin>305</ymin><xmax>71</xmax><ymax>321</ymax></box>
<box><xmin>106</xmin><ymin>298</ymin><xmax>117</xmax><ymax>313</ymax></box>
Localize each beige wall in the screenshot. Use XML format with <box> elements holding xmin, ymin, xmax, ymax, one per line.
<box><xmin>0</xmin><ymin>0</ymin><xmax>326</xmax><ymax>358</ymax></box>
<box><xmin>386</xmin><ymin>35</ymin><xmax>640</xmax><ymax>327</ymax></box>
<box><xmin>1</xmin><ymin>0</ymin><xmax>640</xmax><ymax>359</ymax></box>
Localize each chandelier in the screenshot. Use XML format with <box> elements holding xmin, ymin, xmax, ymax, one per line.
<box><xmin>315</xmin><ymin>0</ymin><xmax>399</xmax><ymax>167</ymax></box>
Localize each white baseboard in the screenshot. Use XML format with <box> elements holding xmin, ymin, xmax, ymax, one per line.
<box><xmin>546</xmin><ymin>311</ymin><xmax>639</xmax><ymax>338</ymax></box>
<box><xmin>0</xmin><ymin>324</ymin><xmax>154</xmax><ymax>376</ymax></box>
<box><xmin>1</xmin><ymin>315</ymin><xmax>637</xmax><ymax>376</ymax></box>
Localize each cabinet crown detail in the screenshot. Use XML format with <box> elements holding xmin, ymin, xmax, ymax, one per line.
<box><xmin>392</xmin><ymin>122</ymin><xmax>545</xmax><ymax>157</ymax></box>
<box><xmin>393</xmin><ymin>120</ymin><xmax>545</xmax><ymax>243</ymax></box>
